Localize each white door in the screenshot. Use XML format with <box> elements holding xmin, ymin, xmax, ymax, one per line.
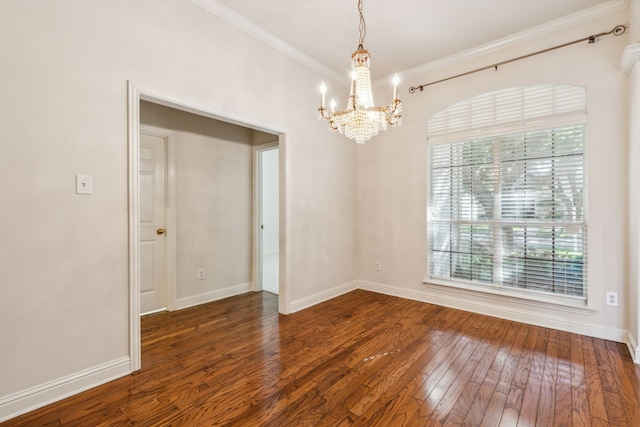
<box><xmin>139</xmin><ymin>131</ymin><xmax>167</xmax><ymax>315</ymax></box>
<box><xmin>260</xmin><ymin>147</ymin><xmax>279</xmax><ymax>295</ymax></box>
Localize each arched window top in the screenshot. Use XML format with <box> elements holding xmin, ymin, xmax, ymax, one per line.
<box><xmin>428</xmin><ymin>85</ymin><xmax>586</xmax><ymax>143</ymax></box>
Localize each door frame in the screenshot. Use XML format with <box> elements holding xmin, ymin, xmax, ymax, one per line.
<box><xmin>127</xmin><ymin>81</ymin><xmax>288</xmax><ymax>371</ymax></box>
<box><xmin>139</xmin><ymin>125</ymin><xmax>177</xmax><ymax>314</ymax></box>
<box><xmin>253</xmin><ymin>142</ymin><xmax>279</xmax><ymax>294</ymax></box>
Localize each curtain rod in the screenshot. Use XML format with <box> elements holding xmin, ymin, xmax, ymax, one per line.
<box><xmin>408</xmin><ymin>24</ymin><xmax>626</xmax><ymax>94</ymax></box>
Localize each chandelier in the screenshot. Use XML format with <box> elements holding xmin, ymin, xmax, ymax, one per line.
<box><xmin>317</xmin><ymin>0</ymin><xmax>402</xmax><ymax>144</ymax></box>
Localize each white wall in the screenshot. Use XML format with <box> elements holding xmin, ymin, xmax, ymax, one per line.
<box><xmin>140</xmin><ymin>102</ymin><xmax>255</xmax><ymax>303</ymax></box>
<box><xmin>357</xmin><ymin>9</ymin><xmax>631</xmax><ymax>342</ymax></box>
<box><xmin>625</xmin><ymin>0</ymin><xmax>640</xmax><ymax>360</ymax></box>
<box><xmin>0</xmin><ymin>0</ymin><xmax>356</xmax><ymax>419</ymax></box>
<box><xmin>630</xmin><ymin>0</ymin><xmax>640</xmax><ymax>42</ymax></box>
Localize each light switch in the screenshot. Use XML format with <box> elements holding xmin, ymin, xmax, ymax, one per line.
<box><xmin>76</xmin><ymin>174</ymin><xmax>93</xmax><ymax>194</ymax></box>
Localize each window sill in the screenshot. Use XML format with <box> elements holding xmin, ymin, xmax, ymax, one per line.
<box><xmin>422</xmin><ymin>278</ymin><xmax>595</xmax><ymax>315</ymax></box>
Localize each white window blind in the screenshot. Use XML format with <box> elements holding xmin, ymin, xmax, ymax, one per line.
<box><xmin>427</xmin><ymin>86</ymin><xmax>587</xmax><ymax>299</ymax></box>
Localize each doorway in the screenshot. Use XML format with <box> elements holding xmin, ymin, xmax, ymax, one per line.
<box><xmin>256</xmin><ymin>145</ymin><xmax>279</xmax><ymax>295</ymax></box>
<box><xmin>128</xmin><ymin>82</ymin><xmax>288</xmax><ymax>371</ymax></box>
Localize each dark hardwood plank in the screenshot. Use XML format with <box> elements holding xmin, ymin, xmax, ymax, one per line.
<box><xmin>482</xmin><ymin>389</ymin><xmax>509</xmax><ymax>427</ymax></box>
<box><xmin>464</xmin><ymin>320</ymin><xmax>520</xmax><ymax>426</ymax></box>
<box><xmin>605</xmin><ymin>340</ymin><xmax>640</xmax><ymax>426</ymax></box>
<box><xmin>570</xmin><ymin>332</ymin><xmax>590</xmax><ymax>426</ymax></box>
<box><xmin>498</xmin><ymin>324</ymin><xmax>538</xmax><ymax>425</ymax></box>
<box><xmin>499</xmin><ymin>386</ymin><xmax>525</xmax><ymax>427</ymax></box>
<box><xmin>592</xmin><ymin>336</ymin><xmax>627</xmax><ymax>425</ymax></box>
<box><xmin>495</xmin><ymin>323</ymin><xmax>530</xmax><ymax>395</ymax></box>
<box><xmin>582</xmin><ymin>336</ymin><xmax>609</xmax><ymax>425</ymax></box>
<box><xmin>463</xmin><ymin>368</ymin><xmax>500</xmax><ymax>426</ymax></box>
<box><xmin>536</xmin><ymin>328</ymin><xmax>558</xmax><ymax>426</ymax></box>
<box><xmin>3</xmin><ymin>290</ymin><xmax>640</xmax><ymax>427</ymax></box>
<box><xmin>553</xmin><ymin>331</ymin><xmax>573</xmax><ymax>427</ymax></box>
<box><xmin>417</xmin><ymin>315</ymin><xmax>495</xmax><ymax>425</ymax></box>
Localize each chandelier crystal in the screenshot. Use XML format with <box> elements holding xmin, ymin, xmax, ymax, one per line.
<box><xmin>317</xmin><ymin>0</ymin><xmax>402</xmax><ymax>144</ymax></box>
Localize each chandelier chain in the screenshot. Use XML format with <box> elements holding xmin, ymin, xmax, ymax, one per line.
<box><xmin>357</xmin><ymin>0</ymin><xmax>366</xmax><ymax>49</ymax></box>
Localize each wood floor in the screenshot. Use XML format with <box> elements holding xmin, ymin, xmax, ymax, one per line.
<box><xmin>4</xmin><ymin>290</ymin><xmax>640</xmax><ymax>426</ymax></box>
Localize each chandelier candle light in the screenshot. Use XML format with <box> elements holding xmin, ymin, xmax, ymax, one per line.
<box><xmin>317</xmin><ymin>0</ymin><xmax>402</xmax><ymax>144</ymax></box>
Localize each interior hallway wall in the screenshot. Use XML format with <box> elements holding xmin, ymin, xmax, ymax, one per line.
<box><xmin>141</xmin><ymin>101</ymin><xmax>257</xmax><ymax>305</ymax></box>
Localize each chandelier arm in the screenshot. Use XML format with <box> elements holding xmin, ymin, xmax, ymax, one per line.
<box><xmin>387</xmin><ymin>99</ymin><xmax>401</xmax><ymax>116</ymax></box>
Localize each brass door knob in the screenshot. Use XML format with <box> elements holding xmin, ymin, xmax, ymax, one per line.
<box><xmin>157</xmin><ymin>228</ymin><xmax>165</xmax><ymax>235</ymax></box>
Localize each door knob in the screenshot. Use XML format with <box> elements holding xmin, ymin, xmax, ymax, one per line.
<box><xmin>157</xmin><ymin>228</ymin><xmax>165</xmax><ymax>235</ymax></box>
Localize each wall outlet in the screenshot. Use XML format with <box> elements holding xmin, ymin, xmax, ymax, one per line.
<box><xmin>374</xmin><ymin>261</ymin><xmax>381</xmax><ymax>271</ymax></box>
<box><xmin>606</xmin><ymin>291</ymin><xmax>618</xmax><ymax>306</ymax></box>
<box><xmin>197</xmin><ymin>268</ymin><xmax>206</xmax><ymax>280</ymax></box>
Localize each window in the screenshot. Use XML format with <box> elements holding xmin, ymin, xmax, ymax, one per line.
<box><xmin>427</xmin><ymin>86</ymin><xmax>587</xmax><ymax>300</ymax></box>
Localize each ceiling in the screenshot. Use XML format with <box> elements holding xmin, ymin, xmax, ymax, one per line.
<box><xmin>193</xmin><ymin>0</ymin><xmax>623</xmax><ymax>83</ymax></box>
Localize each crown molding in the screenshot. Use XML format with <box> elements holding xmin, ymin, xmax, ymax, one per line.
<box><xmin>191</xmin><ymin>0</ymin><xmax>628</xmax><ymax>86</ymax></box>
<box><xmin>376</xmin><ymin>0</ymin><xmax>629</xmax><ymax>85</ymax></box>
<box><xmin>620</xmin><ymin>43</ymin><xmax>640</xmax><ymax>75</ymax></box>
<box><xmin>191</xmin><ymin>0</ymin><xmax>344</xmax><ymax>83</ymax></box>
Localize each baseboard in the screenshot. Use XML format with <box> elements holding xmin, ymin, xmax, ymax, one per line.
<box><xmin>290</xmin><ymin>281</ymin><xmax>358</xmax><ymax>313</ymax></box>
<box><xmin>175</xmin><ymin>282</ymin><xmax>252</xmax><ymax>310</ymax></box>
<box><xmin>0</xmin><ymin>356</ymin><xmax>131</xmax><ymax>423</ymax></box>
<box><xmin>628</xmin><ymin>333</ymin><xmax>640</xmax><ymax>363</ymax></box>
<box><xmin>356</xmin><ymin>280</ymin><xmax>629</xmax><ymax>344</ymax></box>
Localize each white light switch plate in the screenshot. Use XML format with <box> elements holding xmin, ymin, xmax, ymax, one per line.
<box><xmin>76</xmin><ymin>174</ymin><xmax>93</xmax><ymax>194</ymax></box>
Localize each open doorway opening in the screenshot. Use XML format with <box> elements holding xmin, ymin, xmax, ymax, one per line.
<box><xmin>128</xmin><ymin>82</ymin><xmax>287</xmax><ymax>370</ymax></box>
<box><xmin>255</xmin><ymin>145</ymin><xmax>279</xmax><ymax>295</ymax></box>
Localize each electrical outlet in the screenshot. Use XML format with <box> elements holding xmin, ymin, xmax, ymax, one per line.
<box><xmin>606</xmin><ymin>292</ymin><xmax>618</xmax><ymax>306</ymax></box>
<box><xmin>374</xmin><ymin>261</ymin><xmax>381</xmax><ymax>271</ymax></box>
<box><xmin>197</xmin><ymin>268</ymin><xmax>206</xmax><ymax>280</ymax></box>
